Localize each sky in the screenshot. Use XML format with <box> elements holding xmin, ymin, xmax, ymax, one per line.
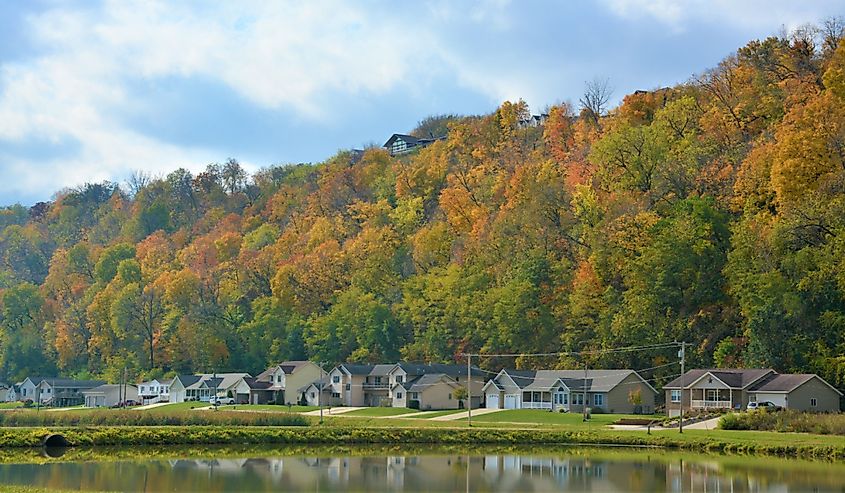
<box><xmin>0</xmin><ymin>0</ymin><xmax>843</xmax><ymax>205</ymax></box>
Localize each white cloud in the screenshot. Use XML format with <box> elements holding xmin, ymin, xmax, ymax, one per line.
<box><xmin>600</xmin><ymin>0</ymin><xmax>839</xmax><ymax>32</ymax></box>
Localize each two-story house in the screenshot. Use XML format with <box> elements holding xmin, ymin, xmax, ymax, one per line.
<box><xmin>243</xmin><ymin>361</ymin><xmax>324</xmax><ymax>405</ymax></box>
<box><xmin>37</xmin><ymin>378</ymin><xmax>106</xmax><ymax>407</ymax></box>
<box><xmin>483</xmin><ymin>369</ymin><xmax>657</xmax><ymax>414</ymax></box>
<box><xmin>320</xmin><ymin>364</ymin><xmax>395</xmax><ymax>407</ymax></box>
<box><xmin>137</xmin><ymin>379</ymin><xmax>170</xmax><ymax>404</ymax></box>
<box><xmin>388</xmin><ymin>363</ymin><xmax>486</xmax><ymax>409</ymax></box>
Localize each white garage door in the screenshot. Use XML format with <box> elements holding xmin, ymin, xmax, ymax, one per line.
<box><xmin>757</xmin><ymin>393</ymin><xmax>787</xmax><ymax>407</ymax></box>
<box><xmin>487</xmin><ymin>394</ymin><xmax>499</xmax><ymax>409</ymax></box>
<box><xmin>504</xmin><ymin>394</ymin><xmax>520</xmax><ymax>409</ymax></box>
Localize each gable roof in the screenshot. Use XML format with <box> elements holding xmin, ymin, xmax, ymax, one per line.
<box><xmin>383</xmin><ymin>134</ymin><xmax>420</xmax><ymax>148</ymax></box>
<box><xmin>82</xmin><ymin>384</ymin><xmax>137</xmax><ymax>395</ymax></box>
<box><xmin>172</xmin><ymin>375</ymin><xmax>202</xmax><ymax>388</ymax></box>
<box><xmin>22</xmin><ymin>377</ymin><xmax>51</xmax><ymax>387</ymax></box>
<box><xmin>404</xmin><ymin>373</ymin><xmax>459</xmax><ymax>393</ymax></box>
<box><xmin>664</xmin><ymin>369</ymin><xmax>775</xmax><ymax>390</ymax></box>
<box><xmin>392</xmin><ymin>362</ymin><xmax>484</xmax><ymax>378</ymax></box>
<box><xmin>38</xmin><ymin>378</ymin><xmax>105</xmax><ymax>388</ymax></box>
<box><xmin>241</xmin><ymin>377</ymin><xmax>273</xmax><ymax>391</ymax></box>
<box><xmin>497</xmin><ymin>369</ymin><xmax>655</xmax><ymax>394</ymax></box>
<box><xmin>337</xmin><ymin>363</ymin><xmax>394</xmax><ymax>377</ymax></box>
<box><xmin>749</xmin><ymin>374</ymin><xmax>844</xmax><ymax>395</ymax></box>
<box><xmin>258</xmin><ymin>361</ymin><xmax>317</xmax><ymax>382</ymax></box>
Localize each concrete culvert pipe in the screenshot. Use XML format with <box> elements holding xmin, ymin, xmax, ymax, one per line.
<box><xmin>42</xmin><ymin>434</ymin><xmax>69</xmax><ymax>448</ymax></box>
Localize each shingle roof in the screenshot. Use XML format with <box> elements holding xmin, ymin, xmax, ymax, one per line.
<box><xmin>340</xmin><ymin>364</ymin><xmax>376</xmax><ymax>375</ymax></box>
<box><xmin>499</xmin><ymin>369</ymin><xmax>537</xmax><ymax>389</ymax></box>
<box><xmin>749</xmin><ymin>374</ymin><xmax>836</xmax><ymax>393</ymax></box>
<box><xmin>39</xmin><ymin>378</ymin><xmax>105</xmax><ymax>388</ymax></box>
<box><xmin>664</xmin><ymin>369</ymin><xmax>774</xmax><ymax>389</ymax></box>
<box><xmin>173</xmin><ymin>375</ymin><xmax>202</xmax><ymax>388</ymax></box>
<box><xmin>242</xmin><ymin>377</ymin><xmax>273</xmax><ymax>390</ymax></box>
<box><xmin>383</xmin><ymin>133</ymin><xmax>420</xmax><ymax>148</ymax></box>
<box><xmin>498</xmin><ymin>369</ymin><xmax>653</xmax><ymax>393</ymax></box>
<box><xmin>395</xmin><ymin>362</ymin><xmax>484</xmax><ymax>378</ymax></box>
<box><xmin>405</xmin><ymin>374</ymin><xmax>458</xmax><ymax>393</ymax></box>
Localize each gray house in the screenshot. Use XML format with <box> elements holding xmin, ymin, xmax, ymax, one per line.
<box><xmin>37</xmin><ymin>378</ymin><xmax>106</xmax><ymax>407</ymax></box>
<box><xmin>483</xmin><ymin>369</ymin><xmax>657</xmax><ymax>414</ymax></box>
<box><xmin>664</xmin><ymin>369</ymin><xmax>842</xmax><ymax>415</ymax></box>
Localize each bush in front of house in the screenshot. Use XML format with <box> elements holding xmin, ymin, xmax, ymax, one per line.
<box><xmin>719</xmin><ymin>409</ymin><xmax>845</xmax><ymax>435</ymax></box>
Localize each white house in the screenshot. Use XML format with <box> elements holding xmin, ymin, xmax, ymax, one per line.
<box><xmin>83</xmin><ymin>384</ymin><xmax>139</xmax><ymax>408</ymax></box>
<box><xmin>5</xmin><ymin>383</ymin><xmax>21</xmax><ymax>402</ymax></box>
<box><xmin>36</xmin><ymin>378</ymin><xmax>106</xmax><ymax>407</ymax></box>
<box><xmin>18</xmin><ymin>377</ymin><xmax>49</xmax><ymax>403</ymax></box>
<box><xmin>137</xmin><ymin>379</ymin><xmax>170</xmax><ymax>404</ymax></box>
<box><xmin>168</xmin><ymin>373</ymin><xmax>251</xmax><ymax>403</ymax></box>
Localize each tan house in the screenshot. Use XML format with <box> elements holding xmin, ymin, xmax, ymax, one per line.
<box><xmin>248</xmin><ymin>361</ymin><xmax>324</xmax><ymax>405</ymax></box>
<box><xmin>83</xmin><ymin>384</ymin><xmax>139</xmax><ymax>408</ymax></box>
<box><xmin>483</xmin><ymin>369</ymin><xmax>657</xmax><ymax>414</ymax></box>
<box><xmin>391</xmin><ymin>373</ymin><xmax>465</xmax><ymax>410</ymax></box>
<box><xmin>320</xmin><ymin>364</ymin><xmax>396</xmax><ymax>407</ymax></box>
<box><xmin>664</xmin><ymin>369</ymin><xmax>842</xmax><ymax>416</ymax></box>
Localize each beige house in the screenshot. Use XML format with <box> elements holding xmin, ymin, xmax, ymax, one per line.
<box><xmin>664</xmin><ymin>369</ymin><xmax>842</xmax><ymax>416</ymax></box>
<box><xmin>83</xmin><ymin>384</ymin><xmax>139</xmax><ymax>408</ymax></box>
<box><xmin>391</xmin><ymin>374</ymin><xmax>465</xmax><ymax>410</ymax></box>
<box><xmin>248</xmin><ymin>361</ymin><xmax>324</xmax><ymax>405</ymax></box>
<box><xmin>483</xmin><ymin>369</ymin><xmax>657</xmax><ymax>414</ymax></box>
<box><xmin>320</xmin><ymin>364</ymin><xmax>396</xmax><ymax>407</ymax></box>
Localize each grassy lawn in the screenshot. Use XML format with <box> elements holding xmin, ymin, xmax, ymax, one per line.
<box><xmin>143</xmin><ymin>402</ymin><xmax>209</xmax><ymax>413</ymax></box>
<box><xmin>463</xmin><ymin>409</ymin><xmax>644</xmax><ymax>427</ymax></box>
<box><xmin>0</xmin><ymin>402</ymin><xmax>23</xmax><ymax>410</ymax></box>
<box><xmin>342</xmin><ymin>407</ymin><xmax>421</xmax><ymax>417</ymax></box>
<box><xmin>414</xmin><ymin>410</ymin><xmax>466</xmax><ymax>419</ymax></box>
<box><xmin>226</xmin><ymin>405</ymin><xmax>318</xmax><ymax>413</ymax></box>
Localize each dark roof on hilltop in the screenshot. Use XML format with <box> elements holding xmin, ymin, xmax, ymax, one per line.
<box><xmin>664</xmin><ymin>369</ymin><xmax>774</xmax><ymax>389</ymax></box>
<box><xmin>383</xmin><ymin>134</ymin><xmax>420</xmax><ymax>148</ymax></box>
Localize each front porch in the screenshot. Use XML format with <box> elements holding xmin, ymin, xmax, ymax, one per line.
<box><xmin>521</xmin><ymin>390</ymin><xmax>568</xmax><ymax>411</ymax></box>
<box><xmin>689</xmin><ymin>388</ymin><xmax>732</xmax><ymax>410</ymax></box>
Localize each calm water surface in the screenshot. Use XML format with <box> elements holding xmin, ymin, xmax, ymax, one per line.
<box><xmin>0</xmin><ymin>445</ymin><xmax>842</xmax><ymax>492</ymax></box>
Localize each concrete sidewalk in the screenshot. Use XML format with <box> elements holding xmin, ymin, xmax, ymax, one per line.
<box><xmin>302</xmin><ymin>406</ymin><xmax>365</xmax><ymax>417</ymax></box>
<box><xmin>684</xmin><ymin>416</ymin><xmax>723</xmax><ymax>430</ymax></box>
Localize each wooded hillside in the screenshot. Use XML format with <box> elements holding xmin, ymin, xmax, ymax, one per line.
<box><xmin>1</xmin><ymin>23</ymin><xmax>845</xmax><ymax>389</ymax></box>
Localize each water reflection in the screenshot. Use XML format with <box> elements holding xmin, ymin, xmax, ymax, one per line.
<box><xmin>0</xmin><ymin>449</ymin><xmax>842</xmax><ymax>492</ymax></box>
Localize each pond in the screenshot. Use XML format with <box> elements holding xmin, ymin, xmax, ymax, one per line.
<box><xmin>0</xmin><ymin>445</ymin><xmax>842</xmax><ymax>492</ymax></box>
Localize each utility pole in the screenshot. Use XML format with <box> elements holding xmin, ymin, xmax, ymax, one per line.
<box><xmin>582</xmin><ymin>363</ymin><xmax>589</xmax><ymax>422</ymax></box>
<box><xmin>467</xmin><ymin>353</ymin><xmax>472</xmax><ymax>427</ymax></box>
<box><xmin>319</xmin><ymin>362</ymin><xmax>325</xmax><ymax>425</ymax></box>
<box><xmin>679</xmin><ymin>341</ymin><xmax>686</xmax><ymax>434</ymax></box>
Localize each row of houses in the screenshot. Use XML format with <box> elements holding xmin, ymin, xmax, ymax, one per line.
<box><xmin>3</xmin><ymin>364</ymin><xmax>841</xmax><ymax>413</ymax></box>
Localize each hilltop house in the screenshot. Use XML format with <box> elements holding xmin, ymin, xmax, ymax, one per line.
<box><xmin>83</xmin><ymin>384</ymin><xmax>139</xmax><ymax>408</ymax></box>
<box><xmin>137</xmin><ymin>379</ymin><xmax>170</xmax><ymax>404</ymax></box>
<box><xmin>517</xmin><ymin>113</ymin><xmax>549</xmax><ymax>128</ymax></box>
<box><xmin>483</xmin><ymin>369</ymin><xmax>657</xmax><ymax>414</ymax></box>
<box><xmin>237</xmin><ymin>361</ymin><xmax>324</xmax><ymax>405</ymax></box>
<box><xmin>664</xmin><ymin>369</ymin><xmax>842</xmax><ymax>415</ymax></box>
<box><xmin>382</xmin><ymin>134</ymin><xmax>443</xmax><ymax>156</ymax></box>
<box><xmin>168</xmin><ymin>373</ymin><xmax>251</xmax><ymax>403</ymax></box>
<box><xmin>36</xmin><ymin>378</ymin><xmax>106</xmax><ymax>407</ymax></box>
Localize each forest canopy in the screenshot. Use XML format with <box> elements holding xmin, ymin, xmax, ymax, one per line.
<box><xmin>1</xmin><ymin>21</ymin><xmax>845</xmax><ymax>391</ymax></box>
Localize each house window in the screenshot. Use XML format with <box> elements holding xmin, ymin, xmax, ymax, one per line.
<box><xmin>345</xmin><ymin>384</ymin><xmax>351</xmax><ymax>391</ymax></box>
<box><xmin>396</xmin><ymin>392</ymin><xmax>403</xmax><ymax>399</ymax></box>
<box><xmin>593</xmin><ymin>394</ymin><xmax>604</xmax><ymax>407</ymax></box>
<box><xmin>671</xmin><ymin>390</ymin><xmax>681</xmax><ymax>403</ymax></box>
<box><xmin>448</xmin><ymin>393</ymin><xmax>452</xmax><ymax>400</ymax></box>
<box><xmin>276</xmin><ymin>375</ymin><xmax>282</xmax><ymax>383</ymax></box>
<box><xmin>811</xmin><ymin>398</ymin><xmax>818</xmax><ymax>407</ymax></box>
<box><xmin>410</xmin><ymin>392</ymin><xmax>419</xmax><ymax>400</ymax></box>
<box><xmin>310</xmin><ymin>392</ymin><xmax>315</xmax><ymax>398</ymax></box>
<box><xmin>140</xmin><ymin>386</ymin><xmax>145</xmax><ymax>393</ymax></box>
<box><xmin>332</xmin><ymin>392</ymin><xmax>340</xmax><ymax>398</ymax></box>
<box><xmin>375</xmin><ymin>377</ymin><xmax>382</xmax><ymax>384</ymax></box>
<box><xmin>332</xmin><ymin>376</ymin><xmax>340</xmax><ymax>384</ymax></box>
<box><xmin>562</xmin><ymin>394</ymin><xmax>568</xmax><ymax>405</ymax></box>
<box><xmin>396</xmin><ymin>375</ymin><xmax>403</xmax><ymax>383</ymax></box>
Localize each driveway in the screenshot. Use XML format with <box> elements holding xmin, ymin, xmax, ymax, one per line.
<box><xmin>684</xmin><ymin>416</ymin><xmax>723</xmax><ymax>430</ymax></box>
<box><xmin>302</xmin><ymin>406</ymin><xmax>365</xmax><ymax>416</ymax></box>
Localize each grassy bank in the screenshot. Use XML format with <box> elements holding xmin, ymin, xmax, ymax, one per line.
<box><xmin>0</xmin><ymin>410</ymin><xmax>307</xmax><ymax>427</ymax></box>
<box><xmin>1</xmin><ymin>425</ymin><xmax>842</xmax><ymax>460</ymax></box>
<box><xmin>720</xmin><ymin>410</ymin><xmax>845</xmax><ymax>435</ymax></box>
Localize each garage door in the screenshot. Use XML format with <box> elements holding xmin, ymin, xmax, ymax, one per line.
<box><xmin>757</xmin><ymin>393</ymin><xmax>787</xmax><ymax>407</ymax></box>
<box><xmin>487</xmin><ymin>394</ymin><xmax>499</xmax><ymax>409</ymax></box>
<box><xmin>504</xmin><ymin>394</ymin><xmax>520</xmax><ymax>409</ymax></box>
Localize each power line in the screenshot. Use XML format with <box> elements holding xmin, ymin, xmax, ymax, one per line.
<box><xmin>461</xmin><ymin>341</ymin><xmax>683</xmax><ymax>358</ymax></box>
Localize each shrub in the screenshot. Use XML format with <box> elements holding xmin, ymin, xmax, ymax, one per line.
<box><xmin>719</xmin><ymin>410</ymin><xmax>845</xmax><ymax>435</ymax></box>
<box><xmin>0</xmin><ymin>410</ymin><xmax>308</xmax><ymax>428</ymax></box>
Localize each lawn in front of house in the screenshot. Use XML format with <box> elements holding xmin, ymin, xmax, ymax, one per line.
<box><xmin>224</xmin><ymin>404</ymin><xmax>318</xmax><ymax>413</ymax></box>
<box><xmin>143</xmin><ymin>402</ymin><xmax>209</xmax><ymax>413</ymax></box>
<box><xmin>342</xmin><ymin>407</ymin><xmax>421</xmax><ymax>417</ymax></box>
<box><xmin>463</xmin><ymin>409</ymin><xmax>648</xmax><ymax>427</ymax></box>
<box><xmin>414</xmin><ymin>410</ymin><xmax>466</xmax><ymax>419</ymax></box>
<box><xmin>0</xmin><ymin>402</ymin><xmax>24</xmax><ymax>410</ymax></box>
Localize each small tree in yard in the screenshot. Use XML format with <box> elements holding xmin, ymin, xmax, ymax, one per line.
<box><xmin>454</xmin><ymin>386</ymin><xmax>468</xmax><ymax>409</ymax></box>
<box><xmin>628</xmin><ymin>388</ymin><xmax>643</xmax><ymax>414</ymax></box>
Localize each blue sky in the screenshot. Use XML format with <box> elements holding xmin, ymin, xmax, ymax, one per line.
<box><xmin>0</xmin><ymin>0</ymin><xmax>843</xmax><ymax>205</ymax></box>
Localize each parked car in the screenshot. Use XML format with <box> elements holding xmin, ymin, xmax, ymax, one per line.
<box><xmin>747</xmin><ymin>401</ymin><xmax>781</xmax><ymax>412</ymax></box>
<box><xmin>210</xmin><ymin>396</ymin><xmax>235</xmax><ymax>406</ymax></box>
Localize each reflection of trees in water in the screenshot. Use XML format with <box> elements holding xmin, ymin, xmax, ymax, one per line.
<box><xmin>0</xmin><ymin>453</ymin><xmax>842</xmax><ymax>492</ymax></box>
